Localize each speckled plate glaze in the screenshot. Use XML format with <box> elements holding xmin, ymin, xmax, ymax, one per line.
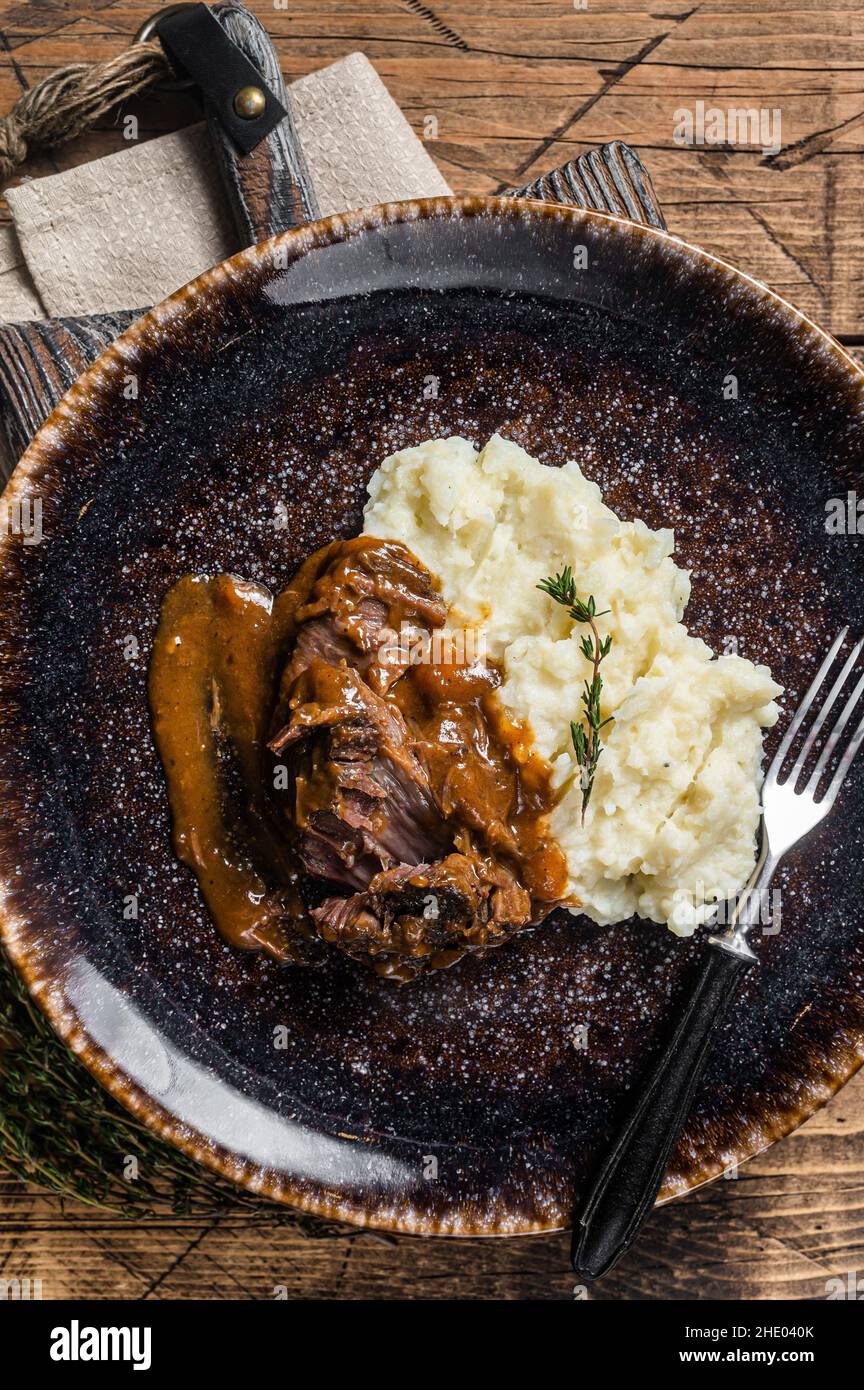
<box><xmin>1</xmin><ymin>198</ymin><xmax>863</xmax><ymax>1236</ymax></box>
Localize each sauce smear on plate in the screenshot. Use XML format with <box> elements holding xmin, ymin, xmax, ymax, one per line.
<box><xmin>149</xmin><ymin>537</ymin><xmax>570</xmax><ymax>979</ymax></box>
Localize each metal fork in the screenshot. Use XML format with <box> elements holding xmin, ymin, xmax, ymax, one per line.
<box><xmin>572</xmin><ymin>629</ymin><xmax>864</xmax><ymax>1282</ymax></box>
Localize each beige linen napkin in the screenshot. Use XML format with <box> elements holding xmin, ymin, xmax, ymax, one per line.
<box><xmin>0</xmin><ymin>51</ymin><xmax>451</xmax><ymax>322</ymax></box>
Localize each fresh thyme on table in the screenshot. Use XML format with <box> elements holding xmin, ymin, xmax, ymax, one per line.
<box><xmin>537</xmin><ymin>565</ymin><xmax>614</xmax><ymax>821</ymax></box>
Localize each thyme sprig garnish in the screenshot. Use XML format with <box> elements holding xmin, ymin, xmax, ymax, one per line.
<box><xmin>537</xmin><ymin>565</ymin><xmax>614</xmax><ymax>822</ymax></box>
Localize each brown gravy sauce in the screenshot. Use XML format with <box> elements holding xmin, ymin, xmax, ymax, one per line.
<box><xmin>149</xmin><ymin>537</ymin><xmax>570</xmax><ymax>968</ymax></box>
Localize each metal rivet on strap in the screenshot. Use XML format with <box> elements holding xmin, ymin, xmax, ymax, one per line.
<box><xmin>233</xmin><ymin>85</ymin><xmax>266</xmax><ymax>120</ymax></box>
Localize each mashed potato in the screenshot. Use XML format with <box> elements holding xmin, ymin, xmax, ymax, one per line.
<box><xmin>363</xmin><ymin>435</ymin><xmax>781</xmax><ymax>935</ymax></box>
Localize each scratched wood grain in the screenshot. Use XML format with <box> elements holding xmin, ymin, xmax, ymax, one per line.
<box><xmin>0</xmin><ymin>0</ymin><xmax>862</xmax><ymax>1302</ymax></box>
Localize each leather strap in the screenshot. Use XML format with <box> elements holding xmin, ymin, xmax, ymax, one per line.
<box><xmin>156</xmin><ymin>3</ymin><xmax>286</xmax><ymax>156</ymax></box>
<box><xmin>199</xmin><ymin>2</ymin><xmax>319</xmax><ymax>245</ymax></box>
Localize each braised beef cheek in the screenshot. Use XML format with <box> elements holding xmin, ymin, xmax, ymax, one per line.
<box><xmin>149</xmin><ymin>537</ymin><xmax>571</xmax><ymax>981</ymax></box>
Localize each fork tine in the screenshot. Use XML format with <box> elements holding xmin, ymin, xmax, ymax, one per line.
<box><xmin>823</xmin><ymin>702</ymin><xmax>864</xmax><ymax>807</ymax></box>
<box><xmin>788</xmin><ymin>636</ymin><xmax>864</xmax><ymax>788</ymax></box>
<box><xmin>806</xmin><ymin>667</ymin><xmax>864</xmax><ymax>799</ymax></box>
<box><xmin>768</xmin><ymin>627</ymin><xmax>848</xmax><ymax>784</ymax></box>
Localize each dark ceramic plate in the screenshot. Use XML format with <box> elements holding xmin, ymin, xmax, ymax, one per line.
<box><xmin>1</xmin><ymin>198</ymin><xmax>863</xmax><ymax>1235</ymax></box>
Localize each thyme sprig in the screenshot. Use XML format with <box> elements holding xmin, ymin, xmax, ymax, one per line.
<box><xmin>538</xmin><ymin>565</ymin><xmax>614</xmax><ymax>821</ymax></box>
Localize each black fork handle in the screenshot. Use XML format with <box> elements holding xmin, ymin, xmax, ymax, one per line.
<box><xmin>572</xmin><ymin>944</ymin><xmax>753</xmax><ymax>1281</ymax></box>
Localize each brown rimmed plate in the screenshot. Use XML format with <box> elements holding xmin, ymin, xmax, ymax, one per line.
<box><xmin>1</xmin><ymin>197</ymin><xmax>863</xmax><ymax>1236</ymax></box>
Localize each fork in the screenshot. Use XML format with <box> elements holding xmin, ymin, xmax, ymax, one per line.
<box><xmin>571</xmin><ymin>628</ymin><xmax>864</xmax><ymax>1281</ymax></box>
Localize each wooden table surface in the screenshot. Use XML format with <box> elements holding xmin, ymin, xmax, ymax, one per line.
<box><xmin>0</xmin><ymin>0</ymin><xmax>863</xmax><ymax>1301</ymax></box>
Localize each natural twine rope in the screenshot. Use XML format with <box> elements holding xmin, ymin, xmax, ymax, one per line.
<box><xmin>0</xmin><ymin>42</ymin><xmax>174</xmax><ymax>182</ymax></box>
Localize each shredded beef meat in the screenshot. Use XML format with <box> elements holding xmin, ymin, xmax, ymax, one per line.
<box><xmin>266</xmin><ymin>536</ymin><xmax>568</xmax><ymax>980</ymax></box>
<box><xmin>311</xmin><ymin>854</ymin><xmax>533</xmax><ymax>979</ymax></box>
<box><xmin>271</xmin><ymin>661</ymin><xmax>450</xmax><ymax>889</ymax></box>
